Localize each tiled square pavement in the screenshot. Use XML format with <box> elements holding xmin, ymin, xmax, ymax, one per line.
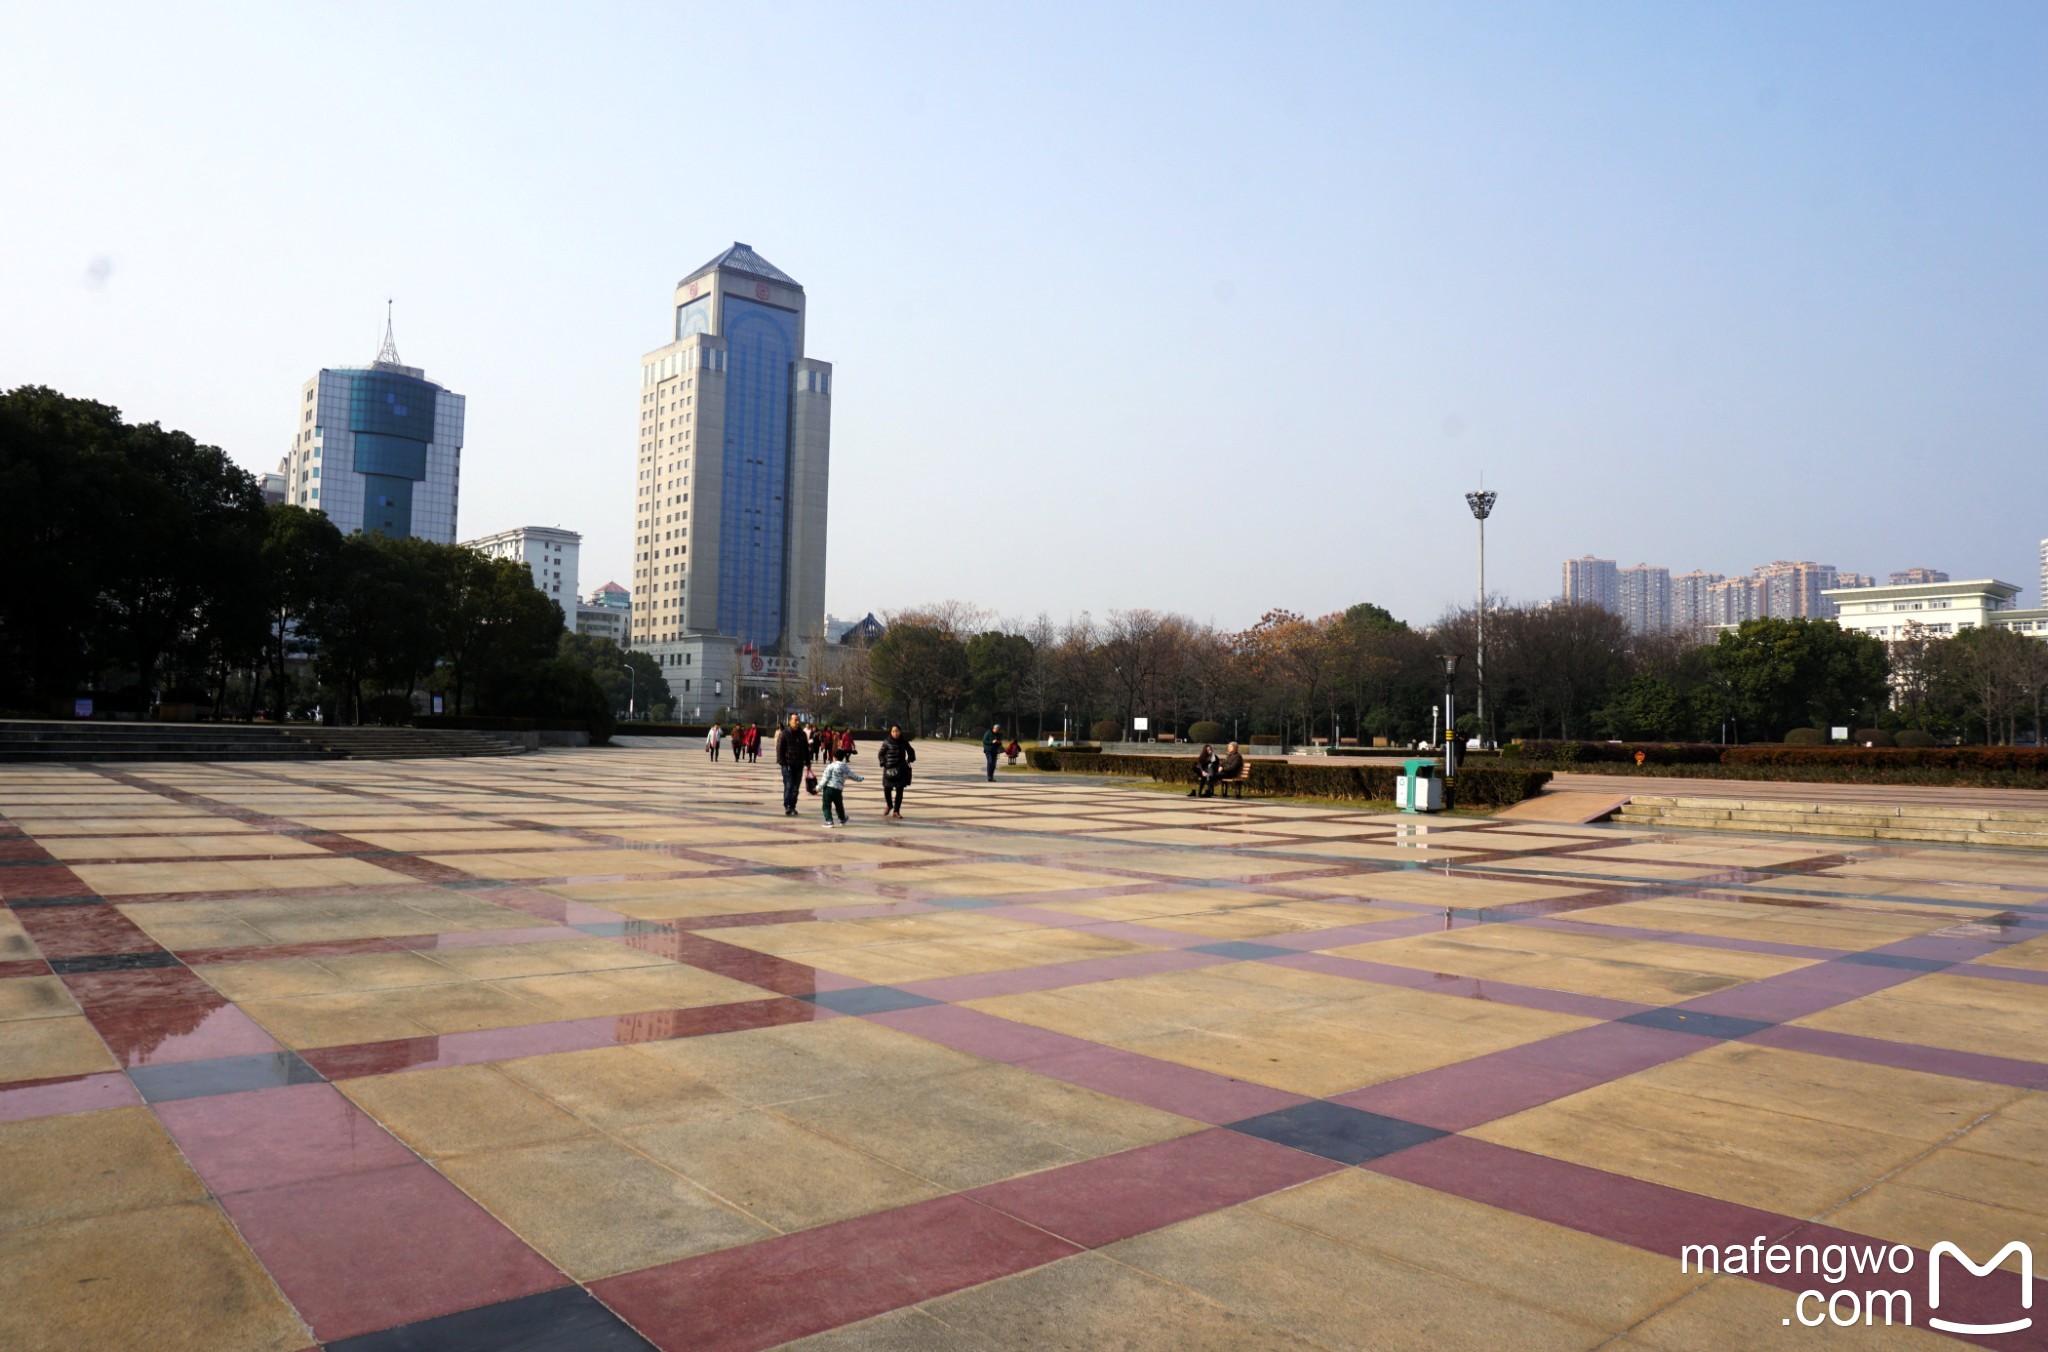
<box><xmin>1</xmin><ymin>744</ymin><xmax>2044</xmax><ymax>1348</ymax></box>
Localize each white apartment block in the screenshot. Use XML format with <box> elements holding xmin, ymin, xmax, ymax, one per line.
<box><xmin>1824</xmin><ymin>578</ymin><xmax>2048</xmax><ymax>640</ymax></box>
<box><xmin>634</xmin><ymin>243</ymin><xmax>832</xmax><ymax>717</ymax></box>
<box><xmin>463</xmin><ymin>526</ymin><xmax>580</xmax><ymax>625</ymax></box>
<box><xmin>282</xmin><ymin>321</ymin><xmax>464</xmax><ymax>543</ymax></box>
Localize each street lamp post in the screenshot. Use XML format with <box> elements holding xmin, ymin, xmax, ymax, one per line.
<box><xmin>1441</xmin><ymin>653</ymin><xmax>1462</xmax><ymax>783</ymax></box>
<box><xmin>1464</xmin><ymin>490</ymin><xmax>1496</xmax><ymax>748</ymax></box>
<box><xmin>621</xmin><ymin>664</ymin><xmax>636</xmax><ymax>722</ymax></box>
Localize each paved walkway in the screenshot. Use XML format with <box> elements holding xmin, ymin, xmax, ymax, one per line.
<box><xmin>1</xmin><ymin>743</ymin><xmax>2043</xmax><ymax>1348</ymax></box>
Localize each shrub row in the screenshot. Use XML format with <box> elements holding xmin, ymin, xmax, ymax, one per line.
<box><xmin>1021</xmin><ymin>750</ymin><xmax>1550</xmax><ymax>808</ymax></box>
<box><xmin>611</xmin><ymin>724</ymin><xmax>892</xmax><ymax>740</ymax></box>
<box><xmin>1722</xmin><ymin>745</ymin><xmax>2048</xmax><ymax>772</ymax></box>
<box><xmin>1504</xmin><ymin>741</ymin><xmax>1726</xmax><ymax>766</ymax></box>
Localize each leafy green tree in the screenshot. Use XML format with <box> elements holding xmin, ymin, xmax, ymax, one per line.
<box><xmin>966</xmin><ymin>631</ymin><xmax>1034</xmax><ymax>731</ymax></box>
<box><xmin>1596</xmin><ymin>675</ymin><xmax>1685</xmax><ymax>740</ymax></box>
<box><xmin>97</xmin><ymin>420</ymin><xmax>268</xmax><ymax>697</ymax></box>
<box><xmin>870</xmin><ymin>619</ymin><xmax>968</xmax><ymax>734</ymax></box>
<box><xmin>1706</xmin><ymin>618</ymin><xmax>1889</xmax><ymax>740</ymax></box>
<box><xmin>557</xmin><ymin>631</ymin><xmax>663</xmax><ymax>717</ymax></box>
<box><xmin>0</xmin><ymin>387</ymin><xmax>129</xmax><ymax>703</ymax></box>
<box><xmin>258</xmin><ymin>506</ymin><xmax>344</xmax><ymax>719</ymax></box>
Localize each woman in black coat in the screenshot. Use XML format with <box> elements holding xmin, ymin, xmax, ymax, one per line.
<box><xmin>876</xmin><ymin>724</ymin><xmax>916</xmax><ymax>821</ymax></box>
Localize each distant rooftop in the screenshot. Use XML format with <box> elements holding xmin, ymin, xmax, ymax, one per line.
<box><xmin>681</xmin><ymin>242</ymin><xmax>801</xmax><ymax>290</ymax></box>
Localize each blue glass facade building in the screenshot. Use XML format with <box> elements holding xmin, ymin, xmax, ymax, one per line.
<box><xmin>635</xmin><ymin>243</ymin><xmax>832</xmax><ymax>713</ymax></box>
<box><xmin>282</xmin><ymin>327</ymin><xmax>464</xmax><ymax>543</ymax></box>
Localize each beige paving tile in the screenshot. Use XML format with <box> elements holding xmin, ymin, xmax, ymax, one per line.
<box><xmin>420</xmin><ymin>849</ymin><xmax>721</xmax><ymax>880</ymax></box>
<box><xmin>0</xmin><ymin>912</ymin><xmax>36</xmax><ymax>961</ymax></box>
<box><xmin>1792</xmin><ymin>972</ymin><xmax>2048</xmax><ymax>1062</ymax></box>
<box><xmin>38</xmin><ymin>834</ymin><xmax>326</xmax><ymax>861</ymax></box>
<box><xmin>633</xmin><ymin>1019</ymin><xmax>986</xmax><ymax>1106</ymax></box>
<box><xmin>236</xmin><ymin>990</ymin><xmax>436</xmax><ymax>1048</ymax></box>
<box><xmin>0</xmin><ymin>975</ymin><xmax>80</xmax><ymax>1022</ymax></box>
<box><xmin>439</xmin><ymin>1136</ymin><xmax>771</xmax><ymax>1279</ymax></box>
<box><xmin>1247</xmin><ymin>1170</ymin><xmax>1705</xmax><ymax>1327</ymax></box>
<box><xmin>339</xmin><ymin>1063</ymin><xmax>596</xmax><ymax>1158</ymax></box>
<box><xmin>0</xmin><ymin>1015</ymin><xmax>119</xmax><ymax>1084</ymax></box>
<box><xmin>1471</xmin><ymin>1078</ymin><xmax>1938</xmax><ymax>1215</ymax></box>
<box><xmin>496</xmin><ymin>1045</ymin><xmax>748</xmax><ymax>1130</ymax></box>
<box><xmin>922</xmin><ymin>1251</ymin><xmax>1323</xmax><ymax>1349</ymax></box>
<box><xmin>1104</xmin><ymin>1204</ymin><xmax>1608</xmax><ymax>1350</ymax></box>
<box><xmin>625</xmin><ymin>1108</ymin><xmax>945</xmax><ymax>1230</ymax></box>
<box><xmin>70</xmin><ymin>856</ymin><xmax>416</xmax><ymax>895</ymax></box>
<box><xmin>0</xmin><ymin>1107</ymin><xmax>206</xmax><ymax>1230</ymax></box>
<box><xmin>1623</xmin><ymin>1274</ymin><xmax>1952</xmax><ymax>1349</ymax></box>
<box><xmin>0</xmin><ymin>1203</ymin><xmax>310</xmax><ymax>1352</ymax></box>
<box><xmin>777</xmin><ymin>1062</ymin><xmax>1199</xmax><ymax>1190</ymax></box>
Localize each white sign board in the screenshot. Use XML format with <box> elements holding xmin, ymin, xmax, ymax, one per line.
<box><xmin>1830</xmin><ymin>726</ymin><xmax>1849</xmax><ymax>741</ymax></box>
<box><xmin>1132</xmin><ymin>717</ymin><xmax>1150</xmax><ymax>731</ymax></box>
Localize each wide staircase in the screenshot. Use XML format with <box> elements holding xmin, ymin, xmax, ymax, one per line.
<box><xmin>0</xmin><ymin>721</ymin><xmax>525</xmax><ymax>764</ymax></box>
<box><xmin>1615</xmin><ymin>794</ymin><xmax>2048</xmax><ymax>850</ymax></box>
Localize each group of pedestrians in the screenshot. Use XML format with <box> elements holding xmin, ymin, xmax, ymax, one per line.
<box><xmin>709</xmin><ymin>715</ymin><xmax>1033</xmax><ymax>826</ymax></box>
<box><xmin>702</xmin><ymin>723</ymin><xmax>765</xmax><ymax>763</ymax></box>
<box><xmin>768</xmin><ymin>714</ymin><xmax>917</xmax><ymax>824</ymax></box>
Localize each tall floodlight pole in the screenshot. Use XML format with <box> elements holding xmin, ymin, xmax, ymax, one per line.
<box><xmin>1464</xmin><ymin>490</ymin><xmax>1497</xmax><ymax>747</ymax></box>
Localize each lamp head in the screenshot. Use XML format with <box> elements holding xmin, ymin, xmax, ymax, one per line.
<box><xmin>1465</xmin><ymin>490</ymin><xmax>1497</xmax><ymax>521</ymax></box>
<box><xmin>1442</xmin><ymin>653</ymin><xmax>1461</xmax><ymax>680</ymax></box>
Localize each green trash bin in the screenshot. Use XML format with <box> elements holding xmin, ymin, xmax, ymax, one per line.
<box><xmin>1397</xmin><ymin>759</ymin><xmax>1443</xmax><ymax>813</ymax></box>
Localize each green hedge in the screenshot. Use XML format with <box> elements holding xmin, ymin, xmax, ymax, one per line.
<box><xmin>1724</xmin><ymin>745</ymin><xmax>2048</xmax><ymax>772</ymax></box>
<box><xmin>1504</xmin><ymin>740</ymin><xmax>1724</xmax><ymax>766</ymax></box>
<box><xmin>1021</xmin><ymin>750</ymin><xmax>1550</xmax><ymax>808</ymax></box>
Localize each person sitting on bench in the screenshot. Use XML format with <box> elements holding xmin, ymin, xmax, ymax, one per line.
<box><xmin>1215</xmin><ymin>742</ymin><xmax>1247</xmax><ymax>798</ymax></box>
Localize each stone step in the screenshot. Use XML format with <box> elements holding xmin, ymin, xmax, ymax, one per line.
<box><xmin>1616</xmin><ymin>798</ymin><xmax>2048</xmax><ymax>849</ymax></box>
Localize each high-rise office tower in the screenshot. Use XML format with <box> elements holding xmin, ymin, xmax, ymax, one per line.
<box><xmin>1561</xmin><ymin>556</ymin><xmax>1619</xmax><ymax>612</ymax></box>
<box><xmin>634</xmin><ymin>244</ymin><xmax>832</xmax><ymax>713</ymax></box>
<box><xmin>282</xmin><ymin>315</ymin><xmax>464</xmax><ymax>542</ymax></box>
<box><xmin>1618</xmin><ymin>564</ymin><xmax>1672</xmax><ymax>634</ymax></box>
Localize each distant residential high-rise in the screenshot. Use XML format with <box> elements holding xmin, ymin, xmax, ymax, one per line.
<box><xmin>1889</xmin><ymin>568</ymin><xmax>1949</xmax><ymax>586</ymax></box>
<box><xmin>1671</xmin><ymin>571</ymin><xmax>1724</xmax><ymax>633</ymax></box>
<box><xmin>1835</xmin><ymin>572</ymin><xmax>1875</xmax><ymax>589</ymax></box>
<box><xmin>1562</xmin><ymin>556</ymin><xmax>1619</xmax><ymax>613</ymax></box>
<box><xmin>283</xmin><ymin>314</ymin><xmax>464</xmax><ymax>542</ymax></box>
<box><xmin>462</xmin><ymin>526</ymin><xmax>580</xmax><ymax>625</ymax></box>
<box><xmin>1708</xmin><ymin>576</ymin><xmax>1759</xmax><ymax>627</ymax></box>
<box><xmin>576</xmin><ymin>580</ymin><xmax>632</xmax><ymax>648</ymax></box>
<box><xmin>1617</xmin><ymin>564</ymin><xmax>1672</xmax><ymax>634</ymax></box>
<box><xmin>1753</xmin><ymin>561</ymin><xmax>1841</xmax><ymax>619</ymax></box>
<box><xmin>634</xmin><ymin>243</ymin><xmax>832</xmax><ymax>714</ymax></box>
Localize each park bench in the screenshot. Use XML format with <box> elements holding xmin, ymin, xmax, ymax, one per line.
<box><xmin>1222</xmin><ymin>762</ymin><xmax>1252</xmax><ymax>797</ymax></box>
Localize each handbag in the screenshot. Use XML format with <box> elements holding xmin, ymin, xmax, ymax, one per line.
<box><xmin>804</xmin><ymin>767</ymin><xmax>820</xmax><ymax>795</ymax></box>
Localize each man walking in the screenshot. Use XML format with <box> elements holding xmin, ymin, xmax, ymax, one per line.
<box><xmin>773</xmin><ymin>714</ymin><xmax>807</xmax><ymax>817</ymax></box>
<box><xmin>981</xmin><ymin>723</ymin><xmax>1003</xmax><ymax>782</ymax></box>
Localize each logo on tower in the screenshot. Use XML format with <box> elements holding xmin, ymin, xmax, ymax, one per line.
<box><xmin>755</xmin><ymin>282</ymin><xmax>770</xmax><ymax>300</ymax></box>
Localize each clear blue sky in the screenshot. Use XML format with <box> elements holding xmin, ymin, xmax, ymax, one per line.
<box><xmin>4</xmin><ymin>2</ymin><xmax>2043</xmax><ymax>625</ymax></box>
